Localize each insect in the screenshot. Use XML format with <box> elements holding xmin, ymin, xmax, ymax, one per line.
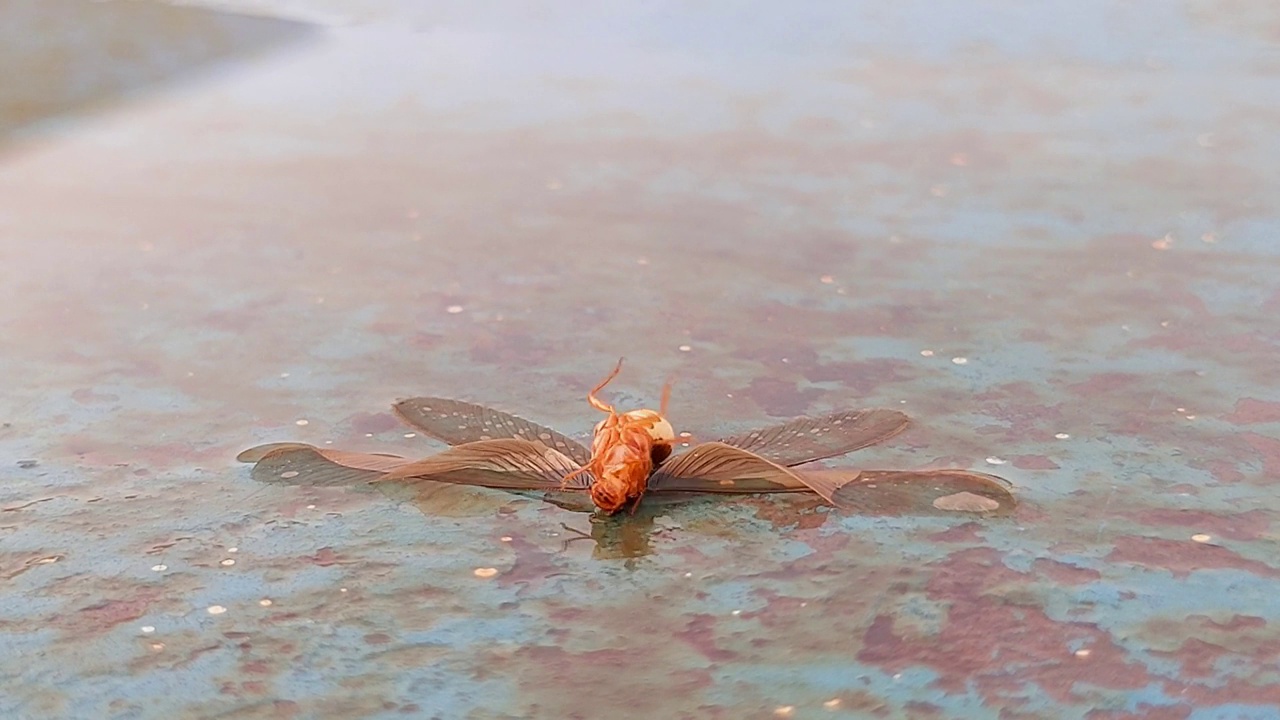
<box><xmin>238</xmin><ymin>360</ymin><xmax>1016</xmax><ymax>517</ymax></box>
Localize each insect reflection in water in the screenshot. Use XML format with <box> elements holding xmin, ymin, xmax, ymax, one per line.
<box><xmin>238</xmin><ymin>359</ymin><xmax>1017</xmax><ymax>554</ymax></box>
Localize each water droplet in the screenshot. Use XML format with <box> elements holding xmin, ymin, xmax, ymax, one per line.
<box><xmin>933</xmin><ymin>492</ymin><xmax>1000</xmax><ymax>512</ymax></box>
<box><xmin>259</xmin><ymin>599</ymin><xmax>273</xmax><ymax>607</ymax></box>
<box><xmin>819</xmin><ymin>275</ymin><xmax>834</xmax><ymax>284</ymax></box>
<box><xmin>227</xmin><ymin>547</ymin><xmax>238</xmax><ymax>553</ymax></box>
<box><xmin>403</xmin><ymin>432</ymin><xmax>416</xmax><ymax>438</ymax></box>
<box><xmin>151</xmin><ymin>564</ymin><xmax>167</xmax><ymax>572</ymax></box>
<box><xmin>678</xmin><ymin>345</ymin><xmax>692</xmax><ymax>352</ymax></box>
<box><xmin>1191</xmin><ymin>534</ymin><xmax>1212</xmax><ymax>543</ymax></box>
<box><xmin>220</xmin><ymin>559</ymin><xmax>236</xmax><ymax>567</ymax></box>
<box><xmin>140</xmin><ymin>626</ymin><xmax>155</xmax><ymax>634</ymax></box>
<box><xmin>1075</xmin><ymin>648</ymin><xmax>1092</xmax><ymax>658</ymax></box>
<box><xmin>1152</xmin><ymin>234</ymin><xmax>1173</xmax><ymax>250</ymax></box>
<box><xmin>280</xmin><ymin>471</ymin><xmax>299</xmax><ymax>479</ymax></box>
<box><xmin>824</xmin><ymin>699</ymin><xmax>842</xmax><ymax>709</ymax></box>
<box><xmin>951</xmin><ymin>357</ymin><xmax>968</xmax><ymax>365</ymax></box>
<box><xmin>920</xmin><ymin>349</ymin><xmax>934</xmax><ymax>357</ymax></box>
<box><xmin>1055</xmin><ymin>433</ymin><xmax>1070</xmax><ymax>439</ymax></box>
<box><xmin>295</xmin><ymin>419</ymin><xmax>309</xmax><ymax>426</ymax></box>
<box><xmin>207</xmin><ymin>605</ymin><xmax>227</xmax><ymax>615</ymax></box>
<box><xmin>500</xmin><ymin>536</ymin><xmax>513</xmax><ymax>543</ymax></box>
<box><xmin>774</xmin><ymin>707</ymin><xmax>794</xmax><ymax>718</ymax></box>
<box><xmin>985</xmin><ymin>457</ymin><xmax>1006</xmax><ymax>465</ymax></box>
<box><xmin>446</xmin><ymin>305</ymin><xmax>464</xmax><ymax>314</ymax></box>
<box><xmin>474</xmin><ymin>567</ymin><xmax>499</xmax><ymax>578</ymax></box>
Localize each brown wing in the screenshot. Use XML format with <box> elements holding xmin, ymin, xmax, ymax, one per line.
<box><xmin>646</xmin><ymin>442</ymin><xmax>854</xmax><ymax>506</ymax></box>
<box><xmin>376</xmin><ymin>439</ymin><xmax>593</xmax><ymax>491</ymax></box>
<box><xmin>717</xmin><ymin>409</ymin><xmax>910</xmax><ymax>467</ymax></box>
<box><xmin>827</xmin><ymin>469</ymin><xmax>1016</xmax><ymax>516</ymax></box>
<box><xmin>392</xmin><ymin>397</ymin><xmax>592</xmax><ymax>465</ymax></box>
<box><xmin>239</xmin><ymin>443</ymin><xmax>411</xmax><ymax>487</ymax></box>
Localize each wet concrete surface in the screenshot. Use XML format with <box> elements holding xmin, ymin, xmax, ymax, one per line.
<box><xmin>2</xmin><ymin>1</ymin><xmax>1279</xmax><ymax>718</ymax></box>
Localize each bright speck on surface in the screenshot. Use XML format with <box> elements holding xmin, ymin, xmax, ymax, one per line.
<box><xmin>1075</xmin><ymin>649</ymin><xmax>1092</xmax><ymax>658</ymax></box>
<box><xmin>1185</xmin><ymin>415</ymin><xmax>1197</xmax><ymax>420</ymax></box>
<box><xmin>824</xmin><ymin>698</ymin><xmax>842</xmax><ymax>709</ymax></box>
<box><xmin>500</xmin><ymin>536</ymin><xmax>513</xmax><ymax>543</ymax></box>
<box><xmin>220</xmin><ymin>559</ymin><xmax>235</xmax><ymax>566</ymax></box>
<box><xmin>150</xmin><ymin>643</ymin><xmax>164</xmax><ymax>651</ymax></box>
<box><xmin>151</xmin><ymin>565</ymin><xmax>167</xmax><ymax>572</ymax></box>
<box><xmin>684</xmin><ymin>572</ymin><xmax>693</xmax><ymax>578</ymax></box>
<box><xmin>1055</xmin><ymin>433</ymin><xmax>1070</xmax><ymax>439</ymax></box>
<box><xmin>731</xmin><ymin>610</ymin><xmax>741</xmax><ymax>615</ymax></box>
<box><xmin>279</xmin><ymin>372</ymin><xmax>289</xmax><ymax>378</ymax></box>
<box><xmin>774</xmin><ymin>707</ymin><xmax>794</xmax><ymax>718</ymax></box>
<box><xmin>1152</xmin><ymin>234</ymin><xmax>1174</xmax><ymax>250</ymax></box>
<box><xmin>819</xmin><ymin>275</ymin><xmax>834</xmax><ymax>284</ymax></box>
<box><xmin>280</xmin><ymin>471</ymin><xmax>299</xmax><ymax>479</ymax></box>
<box><xmin>678</xmin><ymin>345</ymin><xmax>692</xmax><ymax>352</ymax></box>
<box><xmin>259</xmin><ymin>599</ymin><xmax>273</xmax><ymax>607</ymax></box>
<box><xmin>1192</xmin><ymin>534</ymin><xmax>1212</xmax><ymax>543</ymax></box>
<box><xmin>636</xmin><ymin>257</ymin><xmax>650</xmax><ymax>265</ymax></box>
<box><xmin>920</xmin><ymin>349</ymin><xmax>934</xmax><ymax>357</ymax></box>
<box><xmin>985</xmin><ymin>457</ymin><xmax>1006</xmax><ymax>465</ymax></box>
<box><xmin>227</xmin><ymin>547</ymin><xmax>238</xmax><ymax>553</ymax></box>
<box><xmin>1202</xmin><ymin>232</ymin><xmax>1218</xmax><ymax>243</ymax></box>
<box><xmin>340</xmin><ymin>588</ymin><xmax>348</xmax><ymax>593</ymax></box>
<box><xmin>446</xmin><ymin>305</ymin><xmax>464</xmax><ymax>314</ymax></box>
<box><xmin>306</xmin><ymin>504</ymin><xmax>316</xmax><ymax>510</ymax></box>
<box><xmin>403</xmin><ymin>433</ymin><xmax>416</xmax><ymax>438</ymax></box>
<box><xmin>474</xmin><ymin>567</ymin><xmax>499</xmax><ymax>578</ymax></box>
<box><xmin>952</xmin><ymin>357</ymin><xmax>968</xmax><ymax>365</ymax></box>
<box><xmin>141</xmin><ymin>626</ymin><xmax>155</xmax><ymax>634</ymax></box>
<box><xmin>207</xmin><ymin>605</ymin><xmax>227</xmax><ymax>615</ymax></box>
<box><xmin>679</xmin><ymin>431</ymin><xmax>691</xmax><ymax>438</ymax></box>
<box><xmin>295</xmin><ymin>419</ymin><xmax>309</xmax><ymax>426</ymax></box>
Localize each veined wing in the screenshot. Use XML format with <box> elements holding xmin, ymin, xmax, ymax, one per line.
<box><xmin>646</xmin><ymin>442</ymin><xmax>855</xmax><ymax>506</ymax></box>
<box><xmin>375</xmin><ymin>438</ymin><xmax>593</xmax><ymax>491</ymax></box>
<box><xmin>393</xmin><ymin>397</ymin><xmax>592</xmax><ymax>466</ymax></box>
<box><xmin>717</xmin><ymin>409</ymin><xmax>909</xmax><ymax>467</ymax></box>
<box><xmin>237</xmin><ymin>442</ymin><xmax>411</xmax><ymax>487</ymax></box>
<box><xmin>828</xmin><ymin>468</ymin><xmax>1016</xmax><ymax>516</ymax></box>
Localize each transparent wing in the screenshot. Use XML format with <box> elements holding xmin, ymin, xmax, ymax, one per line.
<box><xmin>376</xmin><ymin>438</ymin><xmax>593</xmax><ymax>491</ymax></box>
<box><xmin>393</xmin><ymin>397</ymin><xmax>592</xmax><ymax>466</ymax></box>
<box><xmin>647</xmin><ymin>442</ymin><xmax>851</xmax><ymax>505</ymax></box>
<box><xmin>717</xmin><ymin>409</ymin><xmax>910</xmax><ymax>467</ymax></box>
<box><xmin>238</xmin><ymin>443</ymin><xmax>410</xmax><ymax>487</ymax></box>
<box><xmin>828</xmin><ymin>469</ymin><xmax>1016</xmax><ymax>516</ymax></box>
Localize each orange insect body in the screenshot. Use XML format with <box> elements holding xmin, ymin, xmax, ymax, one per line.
<box><xmin>562</xmin><ymin>359</ymin><xmax>675</xmax><ymax>514</ymax></box>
